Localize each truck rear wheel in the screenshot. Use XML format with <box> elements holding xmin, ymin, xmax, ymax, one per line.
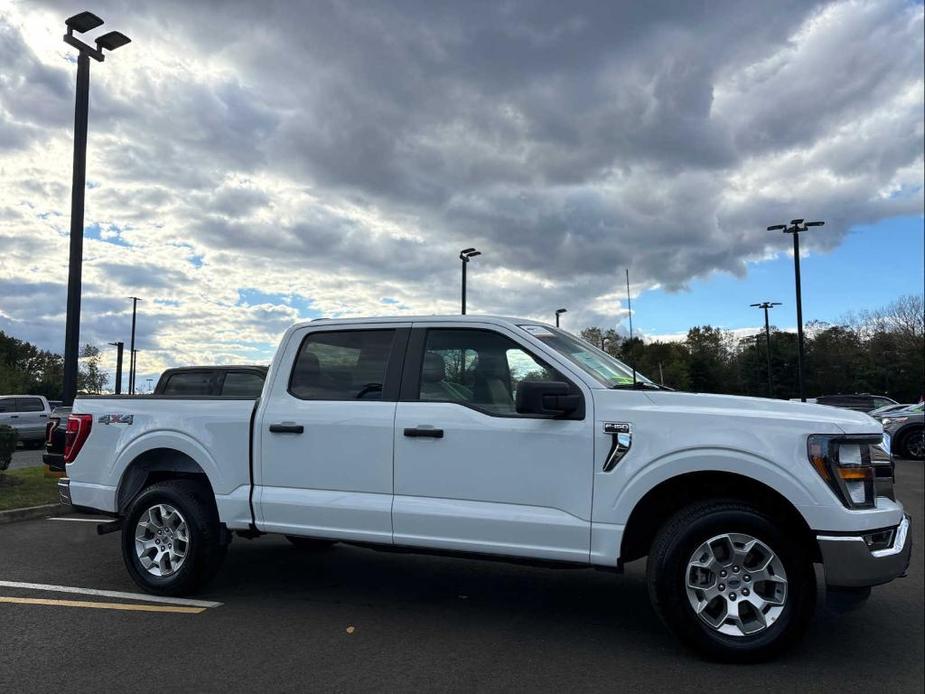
<box><xmin>122</xmin><ymin>480</ymin><xmax>227</xmax><ymax>596</ymax></box>
<box><xmin>647</xmin><ymin>500</ymin><xmax>815</xmax><ymax>662</ymax></box>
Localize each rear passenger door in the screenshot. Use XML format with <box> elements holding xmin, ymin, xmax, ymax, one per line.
<box><xmin>257</xmin><ymin>325</ymin><xmax>409</xmax><ymax>543</ymax></box>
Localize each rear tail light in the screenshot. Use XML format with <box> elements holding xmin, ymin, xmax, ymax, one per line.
<box><xmin>64</xmin><ymin>414</ymin><xmax>93</xmax><ymax>463</ymax></box>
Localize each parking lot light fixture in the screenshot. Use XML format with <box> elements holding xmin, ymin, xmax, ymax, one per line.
<box><xmin>767</xmin><ymin>219</ymin><xmax>824</xmax><ymax>402</ymax></box>
<box><xmin>459</xmin><ymin>248</ymin><xmax>481</xmax><ymax>315</ymax></box>
<box><xmin>750</xmin><ymin>302</ymin><xmax>782</xmax><ymax>398</ymax></box>
<box><xmin>61</xmin><ymin>11</ymin><xmax>131</xmax><ymax>405</ymax></box>
<box><xmin>128</xmin><ymin>297</ymin><xmax>142</xmax><ymax>394</ymax></box>
<box><xmin>555</xmin><ymin>308</ymin><xmax>567</xmax><ymax>327</ymax></box>
<box><xmin>107</xmin><ymin>341</ymin><xmax>124</xmax><ymax>394</ymax></box>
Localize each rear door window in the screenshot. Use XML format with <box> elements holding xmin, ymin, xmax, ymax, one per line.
<box><xmin>289</xmin><ymin>330</ymin><xmax>396</xmax><ymax>401</ymax></box>
<box><xmin>0</xmin><ymin>399</ymin><xmax>15</xmax><ymax>413</ymax></box>
<box><xmin>15</xmin><ymin>398</ymin><xmax>45</xmax><ymax>412</ymax></box>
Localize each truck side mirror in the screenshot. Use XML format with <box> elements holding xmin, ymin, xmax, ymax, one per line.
<box><xmin>516</xmin><ymin>381</ymin><xmax>581</xmax><ymax>418</ymax></box>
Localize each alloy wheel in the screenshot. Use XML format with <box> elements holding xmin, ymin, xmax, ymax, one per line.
<box><xmin>134</xmin><ymin>503</ymin><xmax>190</xmax><ymax>577</ymax></box>
<box><xmin>685</xmin><ymin>532</ymin><xmax>788</xmax><ymax>637</ymax></box>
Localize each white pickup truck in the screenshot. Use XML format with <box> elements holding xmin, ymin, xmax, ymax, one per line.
<box><xmin>60</xmin><ymin>315</ymin><xmax>911</xmax><ymax>661</ymax></box>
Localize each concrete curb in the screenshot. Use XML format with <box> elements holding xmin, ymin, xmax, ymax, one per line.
<box><xmin>0</xmin><ymin>503</ymin><xmax>70</xmax><ymax>525</ymax></box>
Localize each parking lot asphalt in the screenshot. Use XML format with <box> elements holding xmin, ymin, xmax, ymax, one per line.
<box><xmin>0</xmin><ymin>461</ymin><xmax>921</xmax><ymax>693</ymax></box>
<box><xmin>7</xmin><ymin>447</ymin><xmax>44</xmax><ymax>470</ymax></box>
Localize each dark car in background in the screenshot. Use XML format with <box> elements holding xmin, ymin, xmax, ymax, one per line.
<box><xmin>154</xmin><ymin>365</ymin><xmax>268</xmax><ymax>397</ymax></box>
<box><xmin>43</xmin><ymin>405</ymin><xmax>71</xmax><ymax>472</ymax></box>
<box><xmin>815</xmin><ymin>393</ymin><xmax>898</xmax><ymax>413</ymax></box>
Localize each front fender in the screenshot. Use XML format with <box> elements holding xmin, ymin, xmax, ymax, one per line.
<box><xmin>609</xmin><ymin>447</ymin><xmax>820</xmax><ymax>527</ymax></box>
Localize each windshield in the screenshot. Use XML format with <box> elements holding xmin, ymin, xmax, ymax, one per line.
<box><xmin>519</xmin><ymin>325</ymin><xmax>654</xmax><ymax>387</ymax></box>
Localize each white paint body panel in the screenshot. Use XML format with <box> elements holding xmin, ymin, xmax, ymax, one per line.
<box><xmin>67</xmin><ymin>315</ymin><xmax>905</xmax><ymax>567</ymax></box>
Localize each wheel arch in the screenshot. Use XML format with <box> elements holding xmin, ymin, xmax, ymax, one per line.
<box><xmin>116</xmin><ymin>447</ymin><xmax>216</xmax><ymax>514</ymax></box>
<box><xmin>619</xmin><ymin>470</ymin><xmax>817</xmax><ymax>565</ymax></box>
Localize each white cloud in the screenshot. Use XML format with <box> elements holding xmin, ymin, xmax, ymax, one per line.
<box><xmin>0</xmin><ymin>0</ymin><xmax>921</xmax><ymax>381</ymax></box>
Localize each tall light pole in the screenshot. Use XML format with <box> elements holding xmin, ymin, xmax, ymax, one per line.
<box><xmin>750</xmin><ymin>301</ymin><xmax>781</xmax><ymax>398</ymax></box>
<box><xmin>128</xmin><ymin>296</ymin><xmax>141</xmax><ymax>394</ymax></box>
<box><xmin>555</xmin><ymin>308</ymin><xmax>567</xmax><ymax>327</ymax></box>
<box><xmin>107</xmin><ymin>341</ymin><xmax>124</xmax><ymax>394</ymax></box>
<box><xmin>61</xmin><ymin>11</ymin><xmax>131</xmax><ymax>405</ymax></box>
<box><xmin>459</xmin><ymin>248</ymin><xmax>480</xmax><ymax>315</ymax></box>
<box><xmin>767</xmin><ymin>219</ymin><xmax>824</xmax><ymax>402</ymax></box>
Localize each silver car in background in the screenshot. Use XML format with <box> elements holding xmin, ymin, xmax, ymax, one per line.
<box><xmin>880</xmin><ymin>403</ymin><xmax>924</xmax><ymax>460</ymax></box>
<box><xmin>0</xmin><ymin>394</ymin><xmax>52</xmax><ymax>447</ymax></box>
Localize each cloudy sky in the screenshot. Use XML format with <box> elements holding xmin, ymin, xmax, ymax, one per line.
<box><xmin>1</xmin><ymin>0</ymin><xmax>922</xmax><ymax>388</ymax></box>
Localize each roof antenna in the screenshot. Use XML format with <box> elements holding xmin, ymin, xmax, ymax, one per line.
<box><xmin>626</xmin><ymin>268</ymin><xmax>637</xmax><ymax>387</ymax></box>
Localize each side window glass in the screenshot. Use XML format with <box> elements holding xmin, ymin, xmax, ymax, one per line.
<box><xmin>290</xmin><ymin>330</ymin><xmax>395</xmax><ymax>401</ymax></box>
<box><xmin>162</xmin><ymin>371</ymin><xmax>214</xmax><ymax>396</ymax></box>
<box><xmin>17</xmin><ymin>398</ymin><xmax>45</xmax><ymax>412</ymax></box>
<box><xmin>221</xmin><ymin>372</ymin><xmax>265</xmax><ymax>397</ymax></box>
<box><xmin>419</xmin><ymin>329</ymin><xmax>563</xmax><ymax>415</ymax></box>
<box><xmin>505</xmin><ymin>348</ymin><xmax>557</xmax><ymax>404</ymax></box>
<box><xmin>0</xmin><ymin>399</ymin><xmax>15</xmax><ymax>413</ymax></box>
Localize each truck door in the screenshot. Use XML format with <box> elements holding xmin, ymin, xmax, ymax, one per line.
<box><xmin>256</xmin><ymin>325</ymin><xmax>409</xmax><ymax>543</ymax></box>
<box><xmin>392</xmin><ymin>325</ymin><xmax>594</xmax><ymax>562</ymax></box>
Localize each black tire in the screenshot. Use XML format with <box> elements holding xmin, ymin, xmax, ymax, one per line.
<box><xmin>285</xmin><ymin>535</ymin><xmax>336</xmax><ymax>550</ymax></box>
<box><xmin>896</xmin><ymin>426</ymin><xmax>924</xmax><ymax>460</ymax></box>
<box><xmin>121</xmin><ymin>479</ymin><xmax>227</xmax><ymax>596</ymax></box>
<box><xmin>647</xmin><ymin>500</ymin><xmax>815</xmax><ymax>662</ymax></box>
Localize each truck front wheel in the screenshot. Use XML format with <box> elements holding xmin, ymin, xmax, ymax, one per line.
<box><xmin>647</xmin><ymin>500</ymin><xmax>815</xmax><ymax>662</ymax></box>
<box><xmin>122</xmin><ymin>480</ymin><xmax>227</xmax><ymax>596</ymax></box>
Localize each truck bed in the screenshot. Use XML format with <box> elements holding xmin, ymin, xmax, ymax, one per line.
<box><xmin>68</xmin><ymin>396</ymin><xmax>257</xmax><ymax>527</ymax></box>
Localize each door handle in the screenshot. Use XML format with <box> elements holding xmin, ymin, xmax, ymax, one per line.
<box><xmin>269</xmin><ymin>423</ymin><xmax>304</xmax><ymax>434</ymax></box>
<box><xmin>403</xmin><ymin>427</ymin><xmax>444</xmax><ymax>439</ymax></box>
<box><xmin>9</xmin><ymin>415</ymin><xmax>18</xmax><ymax>419</ymax></box>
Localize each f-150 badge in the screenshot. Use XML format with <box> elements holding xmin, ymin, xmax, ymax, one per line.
<box><xmin>99</xmin><ymin>414</ymin><xmax>134</xmax><ymax>425</ymax></box>
<box><xmin>602</xmin><ymin>422</ymin><xmax>632</xmax><ymax>471</ymax></box>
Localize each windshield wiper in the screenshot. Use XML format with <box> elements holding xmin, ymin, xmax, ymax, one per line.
<box><xmin>610</xmin><ymin>381</ymin><xmax>665</xmax><ymax>391</ymax></box>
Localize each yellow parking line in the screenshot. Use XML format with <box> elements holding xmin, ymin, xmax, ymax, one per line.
<box><xmin>0</xmin><ymin>596</ymin><xmax>205</xmax><ymax>614</ymax></box>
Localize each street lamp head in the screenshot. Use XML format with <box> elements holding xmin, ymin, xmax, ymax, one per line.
<box><xmin>460</xmin><ymin>248</ymin><xmax>481</xmax><ymax>262</ymax></box>
<box><xmin>96</xmin><ymin>30</ymin><xmax>131</xmax><ymax>52</ymax></box>
<box><xmin>556</xmin><ymin>308</ymin><xmax>567</xmax><ymax>315</ymax></box>
<box><xmin>804</xmin><ymin>221</ymin><xmax>825</xmax><ymax>227</ymax></box>
<box><xmin>789</xmin><ymin>218</ymin><xmax>805</xmax><ymax>226</ymax></box>
<box><xmin>65</xmin><ymin>11</ymin><xmax>103</xmax><ymax>34</ymax></box>
<box><xmin>767</xmin><ymin>224</ymin><xmax>785</xmax><ymax>231</ymax></box>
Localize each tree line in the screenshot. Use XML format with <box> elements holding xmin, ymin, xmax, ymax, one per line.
<box><xmin>580</xmin><ymin>294</ymin><xmax>924</xmax><ymax>403</ymax></box>
<box><xmin>0</xmin><ymin>333</ymin><xmax>107</xmax><ymax>399</ymax></box>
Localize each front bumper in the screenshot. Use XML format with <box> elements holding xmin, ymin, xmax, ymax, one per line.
<box><xmin>817</xmin><ymin>515</ymin><xmax>912</xmax><ymax>588</ymax></box>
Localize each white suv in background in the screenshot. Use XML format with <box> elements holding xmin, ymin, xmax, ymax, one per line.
<box><xmin>0</xmin><ymin>394</ymin><xmax>52</xmax><ymax>447</ymax></box>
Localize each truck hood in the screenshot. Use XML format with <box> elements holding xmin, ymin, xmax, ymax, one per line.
<box><xmin>606</xmin><ymin>389</ymin><xmax>880</xmax><ymax>434</ymax></box>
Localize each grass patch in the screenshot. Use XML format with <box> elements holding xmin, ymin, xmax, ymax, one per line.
<box><xmin>0</xmin><ymin>467</ymin><xmax>60</xmax><ymax>511</ymax></box>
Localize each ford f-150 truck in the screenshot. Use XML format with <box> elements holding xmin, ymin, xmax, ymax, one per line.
<box><xmin>59</xmin><ymin>316</ymin><xmax>912</xmax><ymax>661</ymax></box>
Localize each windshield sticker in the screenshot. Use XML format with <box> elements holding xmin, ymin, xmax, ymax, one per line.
<box><xmin>520</xmin><ymin>325</ymin><xmax>555</xmax><ymax>337</ymax></box>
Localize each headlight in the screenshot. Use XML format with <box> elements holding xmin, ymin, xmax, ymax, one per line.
<box><xmin>807</xmin><ymin>434</ymin><xmax>892</xmax><ymax>509</ymax></box>
<box><xmin>882</xmin><ymin>417</ymin><xmax>907</xmax><ymax>426</ymax></box>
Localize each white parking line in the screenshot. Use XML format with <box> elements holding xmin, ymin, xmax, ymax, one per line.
<box><xmin>0</xmin><ymin>581</ymin><xmax>222</xmax><ymax>609</ymax></box>
<box><xmin>47</xmin><ymin>517</ymin><xmax>110</xmax><ymax>523</ymax></box>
